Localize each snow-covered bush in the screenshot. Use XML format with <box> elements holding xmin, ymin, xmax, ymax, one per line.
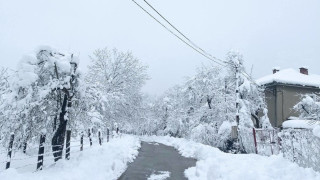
<box><xmin>190</xmin><ymin>123</ymin><xmax>219</xmax><ymax>146</ymax></box>
<box><xmin>294</xmin><ymin>94</ymin><xmax>320</xmax><ymax>120</ymax></box>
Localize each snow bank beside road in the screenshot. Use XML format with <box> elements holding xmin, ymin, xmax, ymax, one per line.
<box><xmin>0</xmin><ymin>136</ymin><xmax>140</xmax><ymax>180</ymax></box>
<box><xmin>143</xmin><ymin>136</ymin><xmax>320</xmax><ymax>180</ymax></box>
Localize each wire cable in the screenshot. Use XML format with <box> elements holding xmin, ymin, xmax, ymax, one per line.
<box><xmin>142</xmin><ymin>0</ymin><xmax>227</xmax><ymax>65</ymax></box>
<box><xmin>132</xmin><ymin>0</ymin><xmax>262</xmax><ymax>86</ymax></box>
<box><xmin>131</xmin><ymin>0</ymin><xmax>227</xmax><ymax>67</ymax></box>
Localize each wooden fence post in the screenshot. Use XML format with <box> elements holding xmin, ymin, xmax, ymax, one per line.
<box><xmin>88</xmin><ymin>129</ymin><xmax>92</xmax><ymax>146</ymax></box>
<box><xmin>107</xmin><ymin>128</ymin><xmax>110</xmax><ymax>142</ymax></box>
<box><xmin>252</xmin><ymin>128</ymin><xmax>258</xmax><ymax>154</ymax></box>
<box><xmin>37</xmin><ymin>134</ymin><xmax>46</xmax><ymax>170</ymax></box>
<box><xmin>6</xmin><ymin>133</ymin><xmax>14</xmax><ymax>169</ymax></box>
<box><xmin>23</xmin><ymin>142</ymin><xmax>27</xmax><ymax>154</ymax></box>
<box><xmin>65</xmin><ymin>130</ymin><xmax>71</xmax><ymax>160</ymax></box>
<box><xmin>80</xmin><ymin>132</ymin><xmax>84</xmax><ymax>151</ymax></box>
<box><xmin>98</xmin><ymin>131</ymin><xmax>102</xmax><ymax>146</ymax></box>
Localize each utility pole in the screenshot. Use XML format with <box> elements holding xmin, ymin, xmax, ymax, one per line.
<box><xmin>235</xmin><ymin>65</ymin><xmax>240</xmax><ymax>126</ymax></box>
<box><xmin>225</xmin><ymin>80</ymin><xmax>228</xmax><ymax>121</ymax></box>
<box><xmin>235</xmin><ymin>62</ymin><xmax>241</xmax><ymax>152</ymax></box>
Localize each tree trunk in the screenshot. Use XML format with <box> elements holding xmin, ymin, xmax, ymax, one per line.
<box><xmin>251</xmin><ymin>112</ymin><xmax>260</xmax><ymax>128</ymax></box>
<box><xmin>53</xmin><ymin>115</ymin><xmax>57</xmax><ymax>131</ymax></box>
<box><xmin>23</xmin><ymin>141</ymin><xmax>27</xmax><ymax>154</ymax></box>
<box><xmin>52</xmin><ymin>94</ymin><xmax>68</xmax><ymax>162</ymax></box>
<box><xmin>207</xmin><ymin>97</ymin><xmax>212</xmax><ymax>109</ymax></box>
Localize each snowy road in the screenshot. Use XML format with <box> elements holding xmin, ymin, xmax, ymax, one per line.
<box><xmin>142</xmin><ymin>136</ymin><xmax>320</xmax><ymax>180</ymax></box>
<box><xmin>118</xmin><ymin>141</ymin><xmax>196</xmax><ymax>180</ymax></box>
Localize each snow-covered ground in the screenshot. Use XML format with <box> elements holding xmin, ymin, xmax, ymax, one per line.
<box><xmin>0</xmin><ymin>135</ymin><xmax>140</xmax><ymax>180</ymax></box>
<box><xmin>2</xmin><ymin>135</ymin><xmax>319</xmax><ymax>180</ymax></box>
<box><xmin>143</xmin><ymin>136</ymin><xmax>320</xmax><ymax>180</ymax></box>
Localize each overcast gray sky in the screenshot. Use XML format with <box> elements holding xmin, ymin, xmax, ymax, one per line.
<box><xmin>0</xmin><ymin>0</ymin><xmax>319</xmax><ymax>95</ymax></box>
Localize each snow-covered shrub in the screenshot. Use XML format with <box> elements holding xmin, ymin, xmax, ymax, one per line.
<box><xmin>294</xmin><ymin>94</ymin><xmax>320</xmax><ymax>120</ymax></box>
<box><xmin>217</xmin><ymin>121</ymin><xmax>233</xmax><ymax>148</ymax></box>
<box><xmin>190</xmin><ymin>123</ymin><xmax>219</xmax><ymax>146</ymax></box>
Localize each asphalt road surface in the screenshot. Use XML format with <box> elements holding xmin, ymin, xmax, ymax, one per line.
<box><xmin>118</xmin><ymin>141</ymin><xmax>196</xmax><ymax>180</ymax></box>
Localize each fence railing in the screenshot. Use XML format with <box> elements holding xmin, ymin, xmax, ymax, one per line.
<box><xmin>278</xmin><ymin>128</ymin><xmax>320</xmax><ymax>172</ymax></box>
<box><xmin>249</xmin><ymin>127</ymin><xmax>320</xmax><ymax>172</ymax></box>
<box><xmin>252</xmin><ymin>128</ymin><xmax>281</xmax><ymax>156</ymax></box>
<box><xmin>0</xmin><ymin>128</ymin><xmax>116</xmax><ymax>172</ymax></box>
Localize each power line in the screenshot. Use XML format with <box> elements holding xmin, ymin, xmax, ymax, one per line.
<box><xmin>132</xmin><ymin>0</ymin><xmax>259</xmax><ymax>86</ymax></box>
<box><xmin>131</xmin><ymin>0</ymin><xmax>226</xmax><ymax>67</ymax></box>
<box><xmin>142</xmin><ymin>0</ymin><xmax>225</xmax><ymax>64</ymax></box>
<box><xmin>241</xmin><ymin>71</ymin><xmax>260</xmax><ymax>87</ymax></box>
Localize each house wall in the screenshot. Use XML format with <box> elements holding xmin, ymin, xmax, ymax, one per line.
<box><xmin>265</xmin><ymin>88</ymin><xmax>276</xmax><ymax>127</ymax></box>
<box><xmin>265</xmin><ymin>84</ymin><xmax>320</xmax><ymax>127</ymax></box>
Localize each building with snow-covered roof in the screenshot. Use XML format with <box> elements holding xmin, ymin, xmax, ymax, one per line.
<box><xmin>256</xmin><ymin>67</ymin><xmax>320</xmax><ymax>127</ymax></box>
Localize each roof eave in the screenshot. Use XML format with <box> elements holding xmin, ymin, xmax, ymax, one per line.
<box><xmin>259</xmin><ymin>81</ymin><xmax>320</xmax><ymax>90</ymax></box>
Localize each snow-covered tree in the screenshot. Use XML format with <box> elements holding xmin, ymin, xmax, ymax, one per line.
<box><xmin>0</xmin><ymin>67</ymin><xmax>9</xmax><ymax>140</ymax></box>
<box><xmin>142</xmin><ymin>51</ymin><xmax>271</xmax><ymax>153</ymax></box>
<box><xmin>0</xmin><ymin>67</ymin><xmax>9</xmax><ymax>95</ymax></box>
<box><xmin>85</xmin><ymin>48</ymin><xmax>148</xmax><ymax>133</ymax></box>
<box><xmin>0</xmin><ymin>46</ymin><xmax>83</xmax><ymax>161</ymax></box>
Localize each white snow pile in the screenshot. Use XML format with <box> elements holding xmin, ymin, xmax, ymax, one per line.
<box><xmin>143</xmin><ymin>136</ymin><xmax>320</xmax><ymax>180</ymax></box>
<box><xmin>0</xmin><ymin>136</ymin><xmax>140</xmax><ymax>180</ymax></box>
<box><xmin>147</xmin><ymin>171</ymin><xmax>170</xmax><ymax>180</ymax></box>
<box><xmin>256</xmin><ymin>68</ymin><xmax>320</xmax><ymax>87</ymax></box>
<box><xmin>282</xmin><ymin>120</ymin><xmax>319</xmax><ymax>129</ymax></box>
